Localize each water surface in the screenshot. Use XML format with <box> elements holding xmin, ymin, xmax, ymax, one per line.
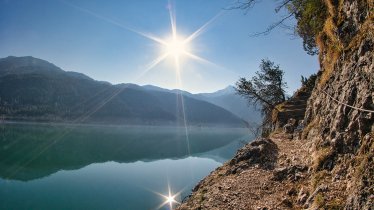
<box><xmin>0</xmin><ymin>123</ymin><xmax>251</xmax><ymax>210</ymax></box>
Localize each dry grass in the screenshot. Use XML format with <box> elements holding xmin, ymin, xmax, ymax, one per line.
<box><xmin>353</xmin><ymin>133</ymin><xmax>373</xmax><ymax>182</ymax></box>
<box><xmin>347</xmin><ymin>19</ymin><xmax>374</xmax><ymax>51</ymax></box>
<box><xmin>324</xmin><ymin>0</ymin><xmax>336</xmax><ymax>17</ymax></box>
<box><xmin>311</xmin><ymin>170</ymin><xmax>329</xmax><ymax>189</ymax></box>
<box><xmin>312</xmin><ymin>193</ymin><xmax>325</xmax><ymax>208</ymax></box>
<box><xmin>317</xmin><ymin>0</ymin><xmax>373</xmax><ymax>87</ymax></box>
<box><xmin>302</xmin><ymin>116</ymin><xmax>320</xmax><ymax>139</ymax></box>
<box><xmin>312</xmin><ymin>146</ymin><xmax>333</xmax><ymax>170</ymax></box>
<box><xmin>325</xmin><ymin>198</ymin><xmax>345</xmax><ymax>210</ymax></box>
<box><xmin>271</xmin><ymin>102</ymin><xmax>287</xmax><ymax>122</ymax></box>
<box><xmin>318</xmin><ymin>16</ymin><xmax>343</xmax><ymax>86</ymax></box>
<box><xmin>313</xmin><ymin>0</ymin><xmax>373</xmax><ymax>87</ymax></box>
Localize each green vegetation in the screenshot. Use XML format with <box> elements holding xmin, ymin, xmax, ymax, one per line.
<box><xmin>301</xmin><ymin>73</ymin><xmax>317</xmax><ymax>92</ymax></box>
<box><xmin>289</xmin><ymin>0</ymin><xmax>328</xmax><ymax>55</ymax></box>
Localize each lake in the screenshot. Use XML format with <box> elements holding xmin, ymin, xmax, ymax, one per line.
<box><xmin>0</xmin><ymin>123</ymin><xmax>251</xmax><ymax>210</ymax></box>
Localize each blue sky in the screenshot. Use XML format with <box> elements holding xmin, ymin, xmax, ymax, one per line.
<box><xmin>0</xmin><ymin>0</ymin><xmax>319</xmax><ymax>93</ymax></box>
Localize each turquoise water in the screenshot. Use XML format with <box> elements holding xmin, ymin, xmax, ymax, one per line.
<box><xmin>0</xmin><ymin>124</ymin><xmax>251</xmax><ymax>210</ymax></box>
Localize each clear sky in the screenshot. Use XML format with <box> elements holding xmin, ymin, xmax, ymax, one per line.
<box><xmin>0</xmin><ymin>0</ymin><xmax>319</xmax><ymax>93</ymax></box>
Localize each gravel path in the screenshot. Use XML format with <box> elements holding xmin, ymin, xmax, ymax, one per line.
<box><xmin>177</xmin><ymin>133</ymin><xmax>312</xmax><ymax>210</ymax></box>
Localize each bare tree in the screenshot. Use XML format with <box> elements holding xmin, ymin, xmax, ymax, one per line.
<box><xmin>227</xmin><ymin>0</ymin><xmax>327</xmax><ymax>55</ymax></box>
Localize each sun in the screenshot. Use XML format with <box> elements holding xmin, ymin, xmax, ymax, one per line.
<box><xmin>135</xmin><ymin>2</ymin><xmax>223</xmax><ymax>78</ymax></box>
<box><xmin>61</xmin><ymin>0</ymin><xmax>223</xmax><ymax>82</ymax></box>
<box><xmin>165</xmin><ymin>36</ymin><xmax>189</xmax><ymax>58</ymax></box>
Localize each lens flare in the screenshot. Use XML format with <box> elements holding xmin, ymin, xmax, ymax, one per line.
<box><xmin>165</xmin><ymin>36</ymin><xmax>188</xmax><ymax>58</ymax></box>
<box><xmin>152</xmin><ymin>184</ymin><xmax>185</xmax><ymax>210</ymax></box>
<box><xmin>165</xmin><ymin>194</ymin><xmax>177</xmax><ymax>207</ymax></box>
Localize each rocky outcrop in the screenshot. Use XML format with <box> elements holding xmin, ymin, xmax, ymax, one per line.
<box><xmin>177</xmin><ymin>134</ymin><xmax>312</xmax><ymax>210</ymax></box>
<box><xmin>178</xmin><ymin>0</ymin><xmax>373</xmax><ymax>209</ymax></box>
<box><xmin>228</xmin><ymin>138</ymin><xmax>278</xmax><ymax>172</ymax></box>
<box><xmin>272</xmin><ymin>89</ymin><xmax>311</xmax><ymax>130</ymax></box>
<box><xmin>302</xmin><ymin>0</ymin><xmax>373</xmax><ymax>209</ymax></box>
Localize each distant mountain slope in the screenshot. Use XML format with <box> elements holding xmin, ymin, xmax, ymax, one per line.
<box><xmin>0</xmin><ymin>56</ymin><xmax>244</xmax><ymax>126</ymax></box>
<box><xmin>141</xmin><ymin>85</ymin><xmax>262</xmax><ymax>124</ymax></box>
<box><xmin>196</xmin><ymin>86</ymin><xmax>262</xmax><ymax>123</ymax></box>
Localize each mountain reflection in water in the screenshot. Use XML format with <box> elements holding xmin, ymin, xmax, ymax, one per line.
<box><xmin>0</xmin><ymin>123</ymin><xmax>251</xmax><ymax>181</ymax></box>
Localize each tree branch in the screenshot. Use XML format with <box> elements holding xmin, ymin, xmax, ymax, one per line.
<box><xmin>250</xmin><ymin>12</ymin><xmax>294</xmax><ymax>37</ymax></box>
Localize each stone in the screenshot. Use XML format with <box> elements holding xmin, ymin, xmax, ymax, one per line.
<box><xmin>272</xmin><ymin>165</ymin><xmax>308</xmax><ymax>181</ymax></box>
<box><xmin>287</xmin><ymin>188</ymin><xmax>297</xmax><ymax>196</ymax></box>
<box><xmin>279</xmin><ymin>197</ymin><xmax>293</xmax><ymax>208</ymax></box>
<box><xmin>305</xmin><ymin>184</ymin><xmax>328</xmax><ymax>207</ymax></box>
<box><xmin>283</xmin><ymin>123</ymin><xmax>294</xmax><ymax>134</ymax></box>
<box><xmin>297</xmin><ymin>187</ymin><xmax>309</xmax><ymax>205</ymax></box>
<box><xmin>229</xmin><ymin>138</ymin><xmax>278</xmax><ymax>171</ymax></box>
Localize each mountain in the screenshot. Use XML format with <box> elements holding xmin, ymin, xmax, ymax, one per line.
<box><xmin>0</xmin><ymin>56</ymin><xmax>244</xmax><ymax>127</ymax></box>
<box><xmin>142</xmin><ymin>84</ymin><xmax>194</xmax><ymax>96</ymax></box>
<box><xmin>141</xmin><ymin>85</ymin><xmax>262</xmax><ymax>124</ymax></box>
<box><xmin>0</xmin><ymin>124</ymin><xmax>249</xmax><ymax>181</ymax></box>
<box><xmin>199</xmin><ymin>85</ymin><xmax>236</xmax><ymax>97</ymax></box>
<box><xmin>196</xmin><ymin>86</ymin><xmax>262</xmax><ymax>124</ymax></box>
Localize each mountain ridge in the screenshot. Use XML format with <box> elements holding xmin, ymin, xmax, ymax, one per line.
<box><xmin>0</xmin><ymin>56</ymin><xmax>248</xmax><ymax>127</ymax></box>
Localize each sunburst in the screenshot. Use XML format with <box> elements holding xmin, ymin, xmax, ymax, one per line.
<box><xmin>61</xmin><ymin>0</ymin><xmax>223</xmax><ymax>84</ymax></box>
<box><xmin>137</xmin><ymin>1</ymin><xmax>223</xmax><ymax>82</ymax></box>
<box><xmin>59</xmin><ymin>4</ymin><xmax>222</xmax><ymax>209</ymax></box>
<box><xmin>153</xmin><ymin>184</ymin><xmax>182</xmax><ymax>210</ymax></box>
<box><xmin>165</xmin><ymin>35</ymin><xmax>189</xmax><ymax>58</ymax></box>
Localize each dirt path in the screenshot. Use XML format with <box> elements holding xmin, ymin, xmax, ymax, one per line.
<box><xmin>177</xmin><ymin>133</ymin><xmax>312</xmax><ymax>210</ymax></box>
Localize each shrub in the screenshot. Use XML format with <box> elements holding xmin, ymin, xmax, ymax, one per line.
<box><xmin>289</xmin><ymin>0</ymin><xmax>328</xmax><ymax>55</ymax></box>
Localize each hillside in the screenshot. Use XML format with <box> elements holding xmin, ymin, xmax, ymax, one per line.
<box><xmin>0</xmin><ymin>124</ymin><xmax>247</xmax><ymax>181</ymax></box>
<box><xmin>0</xmin><ymin>56</ymin><xmax>245</xmax><ymax>127</ymax></box>
<box><xmin>197</xmin><ymin>86</ymin><xmax>262</xmax><ymax>124</ymax></box>
<box><xmin>142</xmin><ymin>85</ymin><xmax>262</xmax><ymax>124</ymax></box>
<box><xmin>178</xmin><ymin>0</ymin><xmax>373</xmax><ymax>209</ymax></box>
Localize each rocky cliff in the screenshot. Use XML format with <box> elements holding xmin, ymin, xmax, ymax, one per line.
<box><xmin>302</xmin><ymin>0</ymin><xmax>373</xmax><ymax>208</ymax></box>
<box><xmin>177</xmin><ymin>0</ymin><xmax>373</xmax><ymax>209</ymax></box>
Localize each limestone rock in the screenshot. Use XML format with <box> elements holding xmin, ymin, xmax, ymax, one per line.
<box><xmin>229</xmin><ymin>138</ymin><xmax>278</xmax><ymax>171</ymax></box>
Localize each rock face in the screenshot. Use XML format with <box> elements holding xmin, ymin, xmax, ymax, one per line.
<box><xmin>272</xmin><ymin>89</ymin><xmax>311</xmax><ymax>129</ymax></box>
<box><xmin>303</xmin><ymin>0</ymin><xmax>373</xmax><ymax>209</ymax></box>
<box><xmin>178</xmin><ymin>1</ymin><xmax>373</xmax><ymax>209</ymax></box>
<box><xmin>228</xmin><ymin>138</ymin><xmax>278</xmax><ymax>171</ymax></box>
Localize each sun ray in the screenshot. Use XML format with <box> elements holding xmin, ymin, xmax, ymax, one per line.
<box><xmin>61</xmin><ymin>0</ymin><xmax>226</xmax><ymax>78</ymax></box>
<box><xmin>7</xmin><ymin>1</ymin><xmax>226</xmax><ymax>184</ymax></box>
<box><xmin>173</xmin><ymin>58</ymin><xmax>191</xmax><ymax>156</ymax></box>
<box><xmin>184</xmin><ymin>52</ymin><xmax>239</xmax><ymax>75</ymax></box>
<box><xmin>184</xmin><ymin>11</ymin><xmax>224</xmax><ymax>44</ymax></box>
<box><xmin>138</xmin><ymin>53</ymin><xmax>169</xmax><ymax>78</ymax></box>
<box><xmin>5</xmin><ymin>86</ymin><xmax>129</xmax><ymax>179</ymax></box>
<box><xmin>168</xmin><ymin>0</ymin><xmax>177</xmax><ymax>39</ymax></box>
<box><xmin>60</xmin><ymin>0</ymin><xmax>167</xmax><ymax>45</ymax></box>
<box><xmin>184</xmin><ymin>52</ymin><xmax>220</xmax><ymax>67</ymax></box>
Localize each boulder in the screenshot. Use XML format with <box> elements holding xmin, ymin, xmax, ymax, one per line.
<box><xmin>228</xmin><ymin>138</ymin><xmax>278</xmax><ymax>172</ymax></box>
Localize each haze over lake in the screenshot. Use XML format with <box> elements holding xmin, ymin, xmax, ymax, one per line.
<box><xmin>0</xmin><ymin>123</ymin><xmax>252</xmax><ymax>210</ymax></box>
